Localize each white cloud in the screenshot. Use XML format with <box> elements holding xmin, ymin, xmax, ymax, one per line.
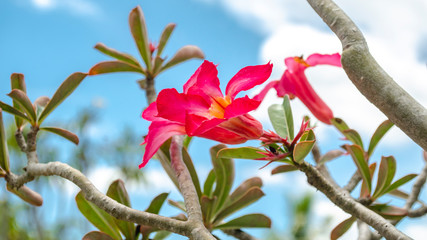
<box><xmin>404</xmin><ymin>224</ymin><xmax>427</xmax><ymax>239</ymax></box>
<box><xmin>30</xmin><ymin>0</ymin><xmax>100</xmax><ymax>16</ymax></box>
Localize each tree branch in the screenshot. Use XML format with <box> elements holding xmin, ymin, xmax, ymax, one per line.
<box><xmin>222</xmin><ymin>229</ymin><xmax>259</xmax><ymax>240</ymax></box>
<box><xmin>306</xmin><ymin>0</ymin><xmax>427</xmax><ymax>151</ymax></box>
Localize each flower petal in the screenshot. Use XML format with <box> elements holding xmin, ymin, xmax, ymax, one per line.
<box><xmin>306</xmin><ymin>53</ymin><xmax>341</xmax><ymax>67</ymax></box>
<box><xmin>183</xmin><ymin>60</ymin><xmax>223</xmax><ymax>102</ymax></box>
<box><xmin>224</xmin><ymin>95</ymin><xmax>261</xmax><ymax>118</ymax></box>
<box><xmin>142</xmin><ymin>101</ymin><xmax>159</xmax><ymax>121</ymax></box>
<box><xmin>185</xmin><ymin>113</ymin><xmax>225</xmax><ymax>136</ymax></box>
<box><xmin>253</xmin><ymin>80</ymin><xmax>279</xmax><ymax>101</ymax></box>
<box><xmin>225</xmin><ymin>62</ymin><xmax>273</xmax><ymax>99</ymax></box>
<box><xmin>140</xmin><ymin>120</ymin><xmax>186</xmax><ymax>168</ymax></box>
<box><xmin>218</xmin><ymin>114</ymin><xmax>263</xmax><ymax>140</ymax></box>
<box><xmin>198</xmin><ymin>126</ymin><xmax>248</xmax><ymax>144</ymax></box>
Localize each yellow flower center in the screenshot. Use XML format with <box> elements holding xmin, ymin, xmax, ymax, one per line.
<box><xmin>208</xmin><ymin>96</ymin><xmax>232</xmax><ymax>119</ymax></box>
<box><xmin>293</xmin><ymin>57</ymin><xmax>310</xmax><ymax>67</ymax></box>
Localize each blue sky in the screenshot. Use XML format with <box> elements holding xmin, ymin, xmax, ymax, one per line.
<box><xmin>1</xmin><ymin>0</ymin><xmax>427</xmax><ymax>239</ymax></box>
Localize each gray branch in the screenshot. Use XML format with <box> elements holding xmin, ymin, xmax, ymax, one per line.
<box><xmin>222</xmin><ymin>229</ymin><xmax>259</xmax><ymax>240</ymax></box>
<box><xmin>306</xmin><ymin>0</ymin><xmax>427</xmax><ymax>151</ymax></box>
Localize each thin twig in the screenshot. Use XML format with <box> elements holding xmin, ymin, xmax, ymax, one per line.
<box><xmin>343</xmin><ymin>171</ymin><xmax>362</xmax><ymax>193</ymax></box>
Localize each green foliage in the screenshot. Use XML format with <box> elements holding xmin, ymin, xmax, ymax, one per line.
<box><xmin>0</xmin><ymin>109</ymin><xmax>10</xmax><ymax>173</ymax></box>
<box><xmin>330</xmin><ymin>217</ymin><xmax>356</xmax><ymax>240</ymax></box>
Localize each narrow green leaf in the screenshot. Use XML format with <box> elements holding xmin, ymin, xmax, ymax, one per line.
<box><xmin>89</xmin><ymin>61</ymin><xmax>144</xmax><ymax>75</ymax></box>
<box><xmin>217</xmin><ymin>147</ymin><xmax>267</xmax><ymax>160</ymax></box>
<box><xmin>200</xmin><ymin>195</ymin><xmax>215</xmax><ymax>223</ymax></box>
<box><xmin>383</xmin><ymin>174</ymin><xmax>418</xmax><ymax>196</ymax></box>
<box><xmin>145</xmin><ymin>192</ymin><xmax>169</xmax><ymax>214</ymax></box>
<box><xmin>75</xmin><ymin>191</ymin><xmax>121</xmax><ymax>240</ymax></box>
<box><xmin>10</xmin><ymin>73</ymin><xmax>27</xmax><ymax>128</ymax></box>
<box><xmin>346</xmin><ymin>144</ymin><xmax>371</xmax><ymax>193</ymax></box>
<box><xmin>282</xmin><ymin>95</ymin><xmax>294</xmax><ymax>140</ymax></box>
<box><xmin>213</xmin><ymin>187</ymin><xmax>264</xmax><ymax>224</ymax></box>
<box><xmin>372</xmin><ymin>156</ymin><xmax>396</xmax><ymax>199</ymax></box>
<box><xmin>318</xmin><ymin>150</ymin><xmax>345</xmax><ymax>165</ymax></box>
<box><xmin>360</xmin><ymin>163</ymin><xmax>376</xmax><ymax>198</ymax></box>
<box><xmin>167</xmin><ymin>199</ymin><xmax>186</xmax><ymax>212</ymax></box>
<box><xmin>6</xmin><ymin>184</ymin><xmax>43</xmax><ymax>206</ymax></box>
<box><xmin>82</xmin><ymin>231</ymin><xmax>115</xmax><ymax>240</ymax></box>
<box><xmin>129</xmin><ymin>6</ymin><xmax>151</xmax><ymax>70</ymax></box>
<box><xmin>370</xmin><ymin>204</ymin><xmax>407</xmax><ymax>220</ymax></box>
<box><xmin>106</xmin><ymin>180</ymin><xmax>134</xmax><ymax>240</ymax></box>
<box><xmin>0</xmin><ymin>109</ymin><xmax>10</xmax><ymax>173</ymax></box>
<box><xmin>214</xmin><ymin>214</ymin><xmax>271</xmax><ymax>229</ymax></box>
<box><xmin>156</xmin><ymin>23</ymin><xmax>176</xmax><ymax>56</ymax></box>
<box><xmin>0</xmin><ymin>101</ymin><xmax>31</xmax><ymax>122</ymax></box>
<box><xmin>182</xmin><ymin>147</ymin><xmax>202</xmax><ymax>198</ymax></box>
<box><xmin>293</xmin><ymin>140</ymin><xmax>315</xmax><ymax>163</ymax></box>
<box><xmin>211</xmin><ymin>144</ymin><xmax>234</xmax><ymax>212</ymax></box>
<box><xmin>271</xmin><ymin>165</ymin><xmax>298</xmax><ymax>175</ymax></box>
<box><xmin>161</xmin><ymin>45</ymin><xmax>204</xmax><ymax>71</ymax></box>
<box><xmin>38</xmin><ymin>72</ymin><xmax>87</xmax><ymax>124</ymax></box>
<box><xmin>342</xmin><ymin>129</ymin><xmax>364</xmax><ymax>149</ymax></box>
<box><xmin>331</xmin><ymin>118</ymin><xmax>349</xmax><ymax>132</ymax></box>
<box><xmin>94</xmin><ymin>43</ymin><xmax>141</xmax><ymax>67</ymax></box>
<box><xmin>0</xmin><ymin>167</ymin><xmax>6</xmax><ymax>177</ymax></box>
<box><xmin>40</xmin><ymin>127</ymin><xmax>79</xmax><ymax>145</ymax></box>
<box><xmin>203</xmin><ymin>169</ymin><xmax>216</xmax><ymax>197</ymax></box>
<box><xmin>157</xmin><ymin>141</ymin><xmax>180</xmax><ymax>191</ymax></box>
<box><xmin>182</xmin><ymin>136</ymin><xmax>192</xmax><ymax>149</ymax></box>
<box><xmin>7</xmin><ymin>89</ymin><xmax>36</xmax><ymax>123</ymax></box>
<box><xmin>224</xmin><ymin>177</ymin><xmax>262</xmax><ymax>208</ymax></box>
<box><xmin>153</xmin><ymin>231</ymin><xmax>172</xmax><ymax>240</ymax></box>
<box><xmin>300</xmin><ymin>129</ymin><xmax>315</xmax><ymax>141</ymax></box>
<box><xmin>33</xmin><ymin>96</ymin><xmax>50</xmax><ymax>118</ymax></box>
<box><xmin>152</xmin><ymin>56</ymin><xmax>165</xmax><ymax>76</ymax></box>
<box><xmin>388</xmin><ymin>189</ymin><xmax>409</xmax><ymax>200</ymax></box>
<box><xmin>368</xmin><ymin>120</ymin><xmax>394</xmax><ymax>157</ymax></box>
<box><xmin>267</xmin><ymin>103</ymin><xmax>291</xmax><ymax>139</ymax></box>
<box><xmin>330</xmin><ymin>216</ymin><xmax>356</xmax><ymax>240</ymax></box>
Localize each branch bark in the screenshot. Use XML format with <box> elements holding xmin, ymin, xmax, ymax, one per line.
<box><xmin>222</xmin><ymin>229</ymin><xmax>259</xmax><ymax>240</ymax></box>
<box><xmin>306</xmin><ymin>0</ymin><xmax>427</xmax><ymax>151</ymax></box>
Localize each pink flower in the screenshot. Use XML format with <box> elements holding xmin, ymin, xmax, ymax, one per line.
<box><xmin>255</xmin><ymin>53</ymin><xmax>341</xmax><ymax>124</ymax></box>
<box><xmin>141</xmin><ymin>60</ymin><xmax>273</xmax><ymax>168</ymax></box>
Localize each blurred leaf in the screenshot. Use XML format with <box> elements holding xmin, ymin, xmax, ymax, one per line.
<box><xmin>346</xmin><ymin>144</ymin><xmax>371</xmax><ymax>193</ymax></box>
<box><xmin>282</xmin><ymin>96</ymin><xmax>294</xmax><ymax>140</ymax></box>
<box><xmin>161</xmin><ymin>45</ymin><xmax>204</xmax><ymax>71</ymax></box>
<box><xmin>38</xmin><ymin>72</ymin><xmax>87</xmax><ymax>124</ymax></box>
<box><xmin>0</xmin><ymin>167</ymin><xmax>5</xmax><ymax>177</ymax></box>
<box><xmin>0</xmin><ymin>101</ymin><xmax>31</xmax><ymax>122</ymax></box>
<box><xmin>203</xmin><ymin>169</ymin><xmax>216</xmax><ymax>197</ymax></box>
<box><xmin>293</xmin><ymin>140</ymin><xmax>315</xmax><ymax>163</ymax></box>
<box><xmin>372</xmin><ymin>156</ymin><xmax>396</xmax><ymax>199</ymax></box>
<box><xmin>7</xmin><ymin>89</ymin><xmax>36</xmax><ymax>123</ymax></box>
<box><xmin>106</xmin><ymin>179</ymin><xmax>134</xmax><ymax>240</ymax></box>
<box><xmin>167</xmin><ymin>199</ymin><xmax>186</xmax><ymax>212</ymax></box>
<box><xmin>200</xmin><ymin>195</ymin><xmax>215</xmax><ymax>224</ymax></box>
<box><xmin>211</xmin><ymin>144</ymin><xmax>234</xmax><ymax>212</ymax></box>
<box><xmin>153</xmin><ymin>231</ymin><xmax>172</xmax><ymax>240</ymax></box>
<box><xmin>300</xmin><ymin>129</ymin><xmax>315</xmax><ymax>141</ymax></box>
<box><xmin>388</xmin><ymin>189</ymin><xmax>411</xmax><ymax>200</ymax></box>
<box><xmin>145</xmin><ymin>192</ymin><xmax>169</xmax><ymax>214</ymax></box>
<box><xmin>6</xmin><ymin>184</ymin><xmax>43</xmax><ymax>206</ymax></box>
<box><xmin>94</xmin><ymin>43</ymin><xmax>141</xmax><ymax>67</ymax></box>
<box><xmin>0</xmin><ymin>109</ymin><xmax>10</xmax><ymax>173</ymax></box>
<box><xmin>182</xmin><ymin>147</ymin><xmax>202</xmax><ymax>198</ymax></box>
<box><xmin>268</xmin><ymin>103</ymin><xmax>290</xmax><ymax>140</ymax></box>
<box><xmin>89</xmin><ymin>61</ymin><xmax>144</xmax><ymax>76</ymax></box>
<box><xmin>217</xmin><ymin>147</ymin><xmax>267</xmax><ymax>160</ymax></box>
<box><xmin>224</xmin><ymin>177</ymin><xmax>262</xmax><ymax>208</ymax></box>
<box><xmin>33</xmin><ymin>96</ymin><xmax>50</xmax><ymax>118</ymax></box>
<box><xmin>370</xmin><ymin>204</ymin><xmax>407</xmax><ymax>220</ymax></box>
<box><xmin>75</xmin><ymin>191</ymin><xmax>121</xmax><ymax>240</ymax></box>
<box><xmin>40</xmin><ymin>127</ymin><xmax>79</xmax><ymax>145</ymax></box>
<box><xmin>129</xmin><ymin>6</ymin><xmax>151</xmax><ymax>70</ymax></box>
<box><xmin>10</xmin><ymin>73</ymin><xmax>27</xmax><ymax>128</ymax></box>
<box><xmin>330</xmin><ymin>216</ymin><xmax>356</xmax><ymax>240</ymax></box>
<box><xmin>156</xmin><ymin>23</ymin><xmax>176</xmax><ymax>56</ymax></box>
<box><xmin>331</xmin><ymin>118</ymin><xmax>349</xmax><ymax>132</ymax></box>
<box><xmin>383</xmin><ymin>174</ymin><xmax>417</xmax><ymax>196</ymax></box>
<box><xmin>318</xmin><ymin>150</ymin><xmax>345</xmax><ymax>165</ymax></box>
<box><xmin>157</xmin><ymin>141</ymin><xmax>180</xmax><ymax>190</ymax></box>
<box><xmin>214</xmin><ymin>214</ymin><xmax>271</xmax><ymax>229</ymax></box>
<box><xmin>271</xmin><ymin>165</ymin><xmax>298</xmax><ymax>175</ymax></box>
<box><xmin>360</xmin><ymin>163</ymin><xmax>376</xmax><ymax>198</ymax></box>
<box><xmin>368</xmin><ymin>120</ymin><xmax>394</xmax><ymax>157</ymax></box>
<box><xmin>342</xmin><ymin>129</ymin><xmax>364</xmax><ymax>149</ymax></box>
<box><xmin>82</xmin><ymin>231</ymin><xmax>115</xmax><ymax>240</ymax></box>
<box><xmin>152</xmin><ymin>56</ymin><xmax>165</xmax><ymax>76</ymax></box>
<box><xmin>213</xmin><ymin>187</ymin><xmax>264</xmax><ymax>224</ymax></box>
<box><xmin>182</xmin><ymin>136</ymin><xmax>193</xmax><ymax>149</ymax></box>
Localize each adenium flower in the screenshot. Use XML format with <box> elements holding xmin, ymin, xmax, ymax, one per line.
<box><xmin>255</xmin><ymin>53</ymin><xmax>341</xmax><ymax>124</ymax></box>
<box><xmin>141</xmin><ymin>60</ymin><xmax>273</xmax><ymax>168</ymax></box>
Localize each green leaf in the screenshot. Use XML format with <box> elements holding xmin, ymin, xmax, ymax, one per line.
<box><xmin>7</xmin><ymin>89</ymin><xmax>36</xmax><ymax>124</ymax></box>
<box><xmin>156</xmin><ymin>23</ymin><xmax>176</xmax><ymax>57</ymax></box>
<box><xmin>372</xmin><ymin>156</ymin><xmax>396</xmax><ymax>199</ymax></box>
<box><xmin>211</xmin><ymin>145</ymin><xmax>234</xmax><ymax>213</ymax></box>
<box><xmin>40</xmin><ymin>127</ymin><xmax>79</xmax><ymax>145</ymax></box>
<box><xmin>0</xmin><ymin>109</ymin><xmax>10</xmax><ymax>173</ymax></box>
<box><xmin>82</xmin><ymin>231</ymin><xmax>115</xmax><ymax>240</ymax></box>
<box><xmin>200</xmin><ymin>195</ymin><xmax>215</xmax><ymax>223</ymax></box>
<box><xmin>161</xmin><ymin>45</ymin><xmax>204</xmax><ymax>71</ymax></box>
<box><xmin>342</xmin><ymin>129</ymin><xmax>364</xmax><ymax>149</ymax></box>
<box><xmin>182</xmin><ymin>136</ymin><xmax>193</xmax><ymax>149</ymax></box>
<box><xmin>34</xmin><ymin>96</ymin><xmax>50</xmax><ymax>118</ymax></box>
<box><xmin>182</xmin><ymin>147</ymin><xmax>202</xmax><ymax>198</ymax></box>
<box><xmin>368</xmin><ymin>120</ymin><xmax>394</xmax><ymax>157</ymax></box>
<box><xmin>331</xmin><ymin>118</ymin><xmax>349</xmax><ymax>132</ymax></box>
<box><xmin>318</xmin><ymin>150</ymin><xmax>345</xmax><ymax>165</ymax></box>
<box><xmin>0</xmin><ymin>167</ymin><xmax>6</xmax><ymax>177</ymax></box>
<box><xmin>268</xmin><ymin>103</ymin><xmax>290</xmax><ymax>139</ymax></box>
<box><xmin>75</xmin><ymin>191</ymin><xmax>121</xmax><ymax>240</ymax></box>
<box><xmin>10</xmin><ymin>73</ymin><xmax>27</xmax><ymax>128</ymax></box>
<box><xmin>6</xmin><ymin>184</ymin><xmax>43</xmax><ymax>206</ymax></box>
<box><xmin>106</xmin><ymin>180</ymin><xmax>135</xmax><ymax>240</ymax></box>
<box><xmin>345</xmin><ymin>144</ymin><xmax>371</xmax><ymax>193</ymax></box>
<box><xmin>153</xmin><ymin>231</ymin><xmax>172</xmax><ymax>240</ymax></box>
<box><xmin>271</xmin><ymin>165</ymin><xmax>298</xmax><ymax>175</ymax></box>
<box><xmin>203</xmin><ymin>170</ymin><xmax>216</xmax><ymax>197</ymax></box>
<box><xmin>89</xmin><ymin>61</ymin><xmax>144</xmax><ymax>75</ymax></box>
<box><xmin>213</xmin><ymin>187</ymin><xmax>264</xmax><ymax>224</ymax></box>
<box><xmin>370</xmin><ymin>204</ymin><xmax>407</xmax><ymax>220</ymax></box>
<box><xmin>217</xmin><ymin>147</ymin><xmax>267</xmax><ymax>160</ymax></box>
<box><xmin>214</xmin><ymin>214</ymin><xmax>271</xmax><ymax>229</ymax></box>
<box><xmin>383</xmin><ymin>174</ymin><xmax>417</xmax><ymax>196</ymax></box>
<box><xmin>0</xmin><ymin>101</ymin><xmax>31</xmax><ymax>122</ymax></box>
<box><xmin>94</xmin><ymin>43</ymin><xmax>141</xmax><ymax>67</ymax></box>
<box><xmin>167</xmin><ymin>199</ymin><xmax>186</xmax><ymax>212</ymax></box>
<box><xmin>129</xmin><ymin>6</ymin><xmax>152</xmax><ymax>70</ymax></box>
<box><xmin>282</xmin><ymin>95</ymin><xmax>294</xmax><ymax>140</ymax></box>
<box><xmin>330</xmin><ymin>216</ymin><xmax>356</xmax><ymax>240</ymax></box>
<box><xmin>388</xmin><ymin>189</ymin><xmax>409</xmax><ymax>200</ymax></box>
<box><xmin>145</xmin><ymin>192</ymin><xmax>169</xmax><ymax>214</ymax></box>
<box><xmin>360</xmin><ymin>163</ymin><xmax>376</xmax><ymax>198</ymax></box>
<box><xmin>293</xmin><ymin>140</ymin><xmax>315</xmax><ymax>163</ymax></box>
<box><xmin>38</xmin><ymin>72</ymin><xmax>87</xmax><ymax>124</ymax></box>
<box><xmin>300</xmin><ymin>129</ymin><xmax>315</xmax><ymax>141</ymax></box>
<box><xmin>224</xmin><ymin>177</ymin><xmax>262</xmax><ymax>208</ymax></box>
<box><xmin>152</xmin><ymin>56</ymin><xmax>165</xmax><ymax>76</ymax></box>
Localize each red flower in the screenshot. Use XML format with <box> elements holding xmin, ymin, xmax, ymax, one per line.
<box><xmin>141</xmin><ymin>60</ymin><xmax>273</xmax><ymax>167</ymax></box>
<box><xmin>255</xmin><ymin>53</ymin><xmax>341</xmax><ymax>124</ymax></box>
